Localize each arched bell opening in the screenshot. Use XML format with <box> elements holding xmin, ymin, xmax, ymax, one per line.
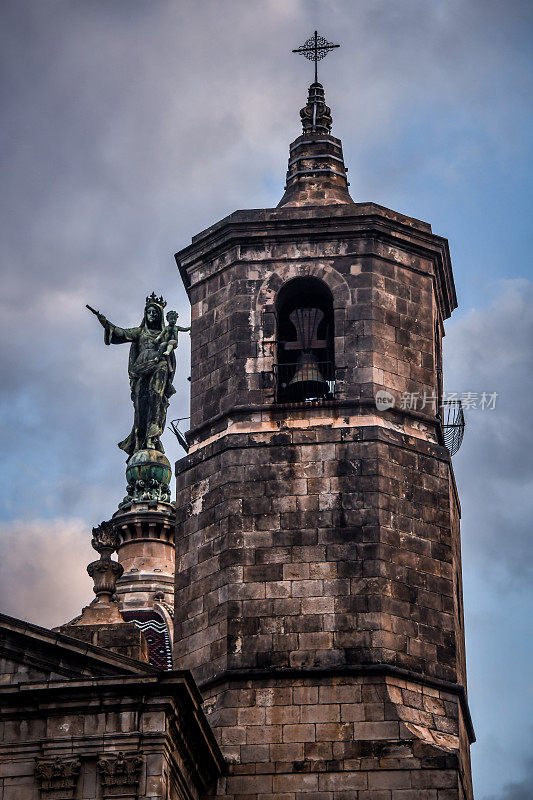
<box><xmin>275</xmin><ymin>277</ymin><xmax>335</xmax><ymax>403</ymax></box>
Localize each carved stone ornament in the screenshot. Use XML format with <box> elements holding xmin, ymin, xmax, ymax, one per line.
<box><xmin>87</xmin><ymin>555</ymin><xmax>124</xmax><ymax>597</ymax></box>
<box><xmin>92</xmin><ymin>520</ymin><xmax>120</xmax><ymax>556</ymax></box>
<box><xmin>87</xmin><ymin>520</ymin><xmax>123</xmax><ymax>601</ymax></box>
<box><xmin>97</xmin><ymin>752</ymin><xmax>143</xmax><ymax>796</ymax></box>
<box><xmin>34</xmin><ymin>757</ymin><xmax>81</xmax><ymax>799</ymax></box>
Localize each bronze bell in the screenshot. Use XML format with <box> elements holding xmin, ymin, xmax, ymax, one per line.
<box><xmin>288</xmin><ymin>351</ymin><xmax>329</xmax><ymax>401</ymax></box>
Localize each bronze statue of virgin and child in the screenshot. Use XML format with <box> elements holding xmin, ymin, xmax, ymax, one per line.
<box><xmin>87</xmin><ymin>293</ymin><xmax>190</xmax><ymax>506</ymax></box>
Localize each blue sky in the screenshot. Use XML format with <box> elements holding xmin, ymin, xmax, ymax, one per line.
<box><xmin>1</xmin><ymin>2</ymin><xmax>532</xmax><ymax>797</ymax></box>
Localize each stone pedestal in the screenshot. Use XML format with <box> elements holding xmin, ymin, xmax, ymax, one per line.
<box><xmin>99</xmin><ymin>500</ymin><xmax>176</xmax><ymax>669</ymax></box>
<box><xmin>62</xmin><ymin>455</ymin><xmax>176</xmax><ymax>668</ymax></box>
<box><xmin>111</xmin><ymin>500</ymin><xmax>175</xmax><ymax>615</ymax></box>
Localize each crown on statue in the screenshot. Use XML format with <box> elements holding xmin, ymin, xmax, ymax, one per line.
<box><xmin>145</xmin><ymin>292</ymin><xmax>166</xmax><ymax>310</ymax></box>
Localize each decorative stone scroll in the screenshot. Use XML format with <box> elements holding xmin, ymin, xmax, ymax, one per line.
<box><xmin>97</xmin><ymin>752</ymin><xmax>144</xmax><ymax>797</ymax></box>
<box><xmin>34</xmin><ymin>757</ymin><xmax>81</xmax><ymax>800</ymax></box>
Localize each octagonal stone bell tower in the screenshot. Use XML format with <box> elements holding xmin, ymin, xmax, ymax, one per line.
<box><xmin>173</xmin><ymin>74</ymin><xmax>474</xmax><ymax>799</ymax></box>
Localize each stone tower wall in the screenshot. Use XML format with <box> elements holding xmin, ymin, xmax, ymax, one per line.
<box><xmin>175</xmin><ymin>426</ymin><xmax>464</xmax><ymax>686</ymax></box>
<box><xmin>201</xmin><ymin>673</ymin><xmax>472</xmax><ymax>799</ymax></box>
<box><xmin>174</xmin><ymin>204</ymin><xmax>473</xmax><ymax>799</ymax></box>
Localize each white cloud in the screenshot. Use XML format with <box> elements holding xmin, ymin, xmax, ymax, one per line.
<box><xmin>0</xmin><ymin>518</ymin><xmax>93</xmax><ymax>629</ymax></box>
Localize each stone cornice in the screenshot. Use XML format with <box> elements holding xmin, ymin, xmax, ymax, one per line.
<box><xmin>175</xmin><ymin>202</ymin><xmax>455</xmax><ymax>319</ymax></box>
<box><xmin>177</xmin><ymin>416</ymin><xmax>452</xmax><ymax>470</ymax></box>
<box><xmin>0</xmin><ymin>672</ymin><xmax>225</xmax><ymax>787</ymax></box>
<box><xmin>0</xmin><ymin>671</ymin><xmax>201</xmax><ymax>705</ymax></box>
<box><xmin>175</xmin><ymin>414</ymin><xmax>461</xmax><ymax>517</ymax></box>
<box><xmin>0</xmin><ymin>612</ymin><xmax>158</xmax><ymax>678</ymax></box>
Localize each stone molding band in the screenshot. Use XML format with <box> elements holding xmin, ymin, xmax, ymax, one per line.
<box><xmin>184</xmin><ymin>399</ymin><xmax>447</xmax><ymax>447</ymax></box>
<box><xmin>199</xmin><ymin>663</ymin><xmax>476</xmax><ymax>744</ymax></box>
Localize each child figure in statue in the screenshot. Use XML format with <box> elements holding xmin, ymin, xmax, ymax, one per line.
<box><xmin>155</xmin><ymin>310</ymin><xmax>190</xmax><ymax>357</ymax></box>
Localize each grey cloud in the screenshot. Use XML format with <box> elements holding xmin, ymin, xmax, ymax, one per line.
<box><xmin>444</xmin><ymin>280</ymin><xmax>533</xmax><ymax>584</ymax></box>
<box><xmin>486</xmin><ymin>755</ymin><xmax>533</xmax><ymax>800</ymax></box>
<box><xmin>1</xmin><ymin>0</ymin><xmax>530</xmax><ymax>340</ymax></box>
<box><xmin>0</xmin><ymin>0</ymin><xmax>530</xmax><ymax>602</ymax></box>
<box><xmin>0</xmin><ymin>0</ymin><xmax>530</xmax><ymax>619</ymax></box>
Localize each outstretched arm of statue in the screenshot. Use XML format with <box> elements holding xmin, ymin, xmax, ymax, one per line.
<box><xmin>177</xmin><ymin>325</ymin><xmax>191</xmax><ymax>332</ymax></box>
<box><xmin>86</xmin><ymin>304</ymin><xmax>138</xmax><ymax>345</ymax></box>
<box><xmin>86</xmin><ymin>304</ymin><xmax>110</xmax><ymax>328</ymax></box>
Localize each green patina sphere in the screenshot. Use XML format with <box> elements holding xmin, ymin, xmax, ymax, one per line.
<box><xmin>126</xmin><ymin>449</ymin><xmax>171</xmax><ymax>489</ymax></box>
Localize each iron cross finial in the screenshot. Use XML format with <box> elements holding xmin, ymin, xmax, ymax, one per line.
<box><xmin>292</xmin><ymin>30</ymin><xmax>340</xmax><ymax>83</ymax></box>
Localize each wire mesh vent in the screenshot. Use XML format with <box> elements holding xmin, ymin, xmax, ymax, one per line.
<box><xmin>441</xmin><ymin>400</ymin><xmax>465</xmax><ymax>456</ymax></box>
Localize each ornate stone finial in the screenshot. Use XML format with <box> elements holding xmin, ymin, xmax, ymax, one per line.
<box><xmin>300</xmin><ymin>82</ymin><xmax>333</xmax><ymax>134</ymax></box>
<box><xmin>278</xmin><ymin>35</ymin><xmax>352</xmax><ymax>208</ymax></box>
<box><xmin>65</xmin><ymin>519</ymin><xmax>125</xmax><ymax>626</ymax></box>
<box><xmin>87</xmin><ymin>521</ymin><xmax>123</xmax><ymax>602</ymax></box>
<box><xmin>91</xmin><ymin>520</ymin><xmax>120</xmax><ymax>556</ymax></box>
<box><xmin>35</xmin><ymin>757</ymin><xmax>81</xmax><ymax>799</ymax></box>
<box><xmin>97</xmin><ymin>752</ymin><xmax>143</xmax><ymax>794</ymax></box>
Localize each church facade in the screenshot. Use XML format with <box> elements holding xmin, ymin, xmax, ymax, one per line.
<box><xmin>0</xmin><ymin>67</ymin><xmax>474</xmax><ymax>800</ymax></box>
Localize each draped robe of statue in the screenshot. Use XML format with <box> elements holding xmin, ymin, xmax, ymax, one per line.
<box><xmin>102</xmin><ymin>305</ymin><xmax>176</xmax><ymax>456</ymax></box>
